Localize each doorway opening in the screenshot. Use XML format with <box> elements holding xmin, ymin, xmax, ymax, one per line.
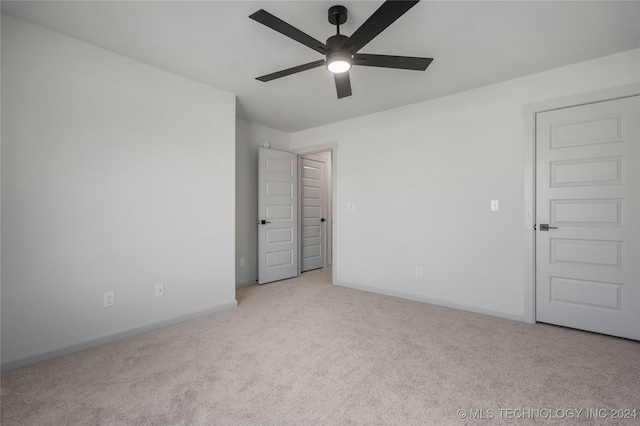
<box><xmin>257</xmin><ymin>144</ymin><xmax>337</xmax><ymax>285</ymax></box>
<box><xmin>294</xmin><ymin>143</ymin><xmax>338</xmax><ymax>285</ymax></box>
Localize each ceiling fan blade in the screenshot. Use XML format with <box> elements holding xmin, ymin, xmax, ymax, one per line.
<box><xmin>256</xmin><ymin>59</ymin><xmax>326</xmax><ymax>82</ymax></box>
<box><xmin>250</xmin><ymin>9</ymin><xmax>328</xmax><ymax>55</ymax></box>
<box><xmin>353</xmin><ymin>54</ymin><xmax>432</xmax><ymax>71</ymax></box>
<box><xmin>334</xmin><ymin>72</ymin><xmax>352</xmax><ymax>99</ymax></box>
<box><xmin>340</xmin><ymin>1</ymin><xmax>420</xmax><ymax>54</ymax></box>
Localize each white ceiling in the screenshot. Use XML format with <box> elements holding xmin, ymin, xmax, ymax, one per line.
<box><xmin>2</xmin><ymin>1</ymin><xmax>639</xmax><ymax>132</ymax></box>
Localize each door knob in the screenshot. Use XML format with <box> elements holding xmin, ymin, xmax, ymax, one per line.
<box><xmin>259</xmin><ymin>220</ymin><xmax>272</xmax><ymax>225</ymax></box>
<box><xmin>539</xmin><ymin>224</ymin><xmax>558</xmax><ymax>231</ymax></box>
<box><xmin>321</xmin><ymin>218</ymin><xmax>326</xmax><ymax>222</ymax></box>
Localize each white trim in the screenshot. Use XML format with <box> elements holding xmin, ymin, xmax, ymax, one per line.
<box><xmin>297</xmin><ymin>157</ymin><xmax>303</xmax><ymax>275</ymax></box>
<box><xmin>523</xmin><ymin>84</ymin><xmax>640</xmax><ymax>117</ymax></box>
<box><xmin>523</xmin><ymin>109</ymin><xmax>536</xmax><ymax>323</ymax></box>
<box><xmin>336</xmin><ymin>280</ymin><xmax>526</xmax><ymax>323</ymax></box>
<box><xmin>1</xmin><ymin>301</ymin><xmax>238</xmax><ymax>372</ymax></box>
<box><xmin>292</xmin><ymin>143</ymin><xmax>338</xmax><ymax>286</ymax></box>
<box><xmin>522</xmin><ymin>83</ymin><xmax>640</xmax><ymax>325</ymax></box>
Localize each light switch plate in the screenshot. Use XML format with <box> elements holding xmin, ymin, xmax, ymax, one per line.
<box><xmin>491</xmin><ymin>200</ymin><xmax>499</xmax><ymax>211</ymax></box>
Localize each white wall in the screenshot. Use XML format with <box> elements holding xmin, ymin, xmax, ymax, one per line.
<box><xmin>1</xmin><ymin>15</ymin><xmax>237</xmax><ymax>368</ymax></box>
<box><xmin>290</xmin><ymin>49</ymin><xmax>640</xmax><ymax>320</ymax></box>
<box><xmin>235</xmin><ymin>119</ymin><xmax>290</xmax><ymax>286</ymax></box>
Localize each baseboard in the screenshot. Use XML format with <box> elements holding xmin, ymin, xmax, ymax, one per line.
<box><xmin>335</xmin><ymin>280</ymin><xmax>526</xmax><ymax>323</ymax></box>
<box><xmin>236</xmin><ymin>281</ymin><xmax>257</xmax><ymax>288</ymax></box>
<box><xmin>1</xmin><ymin>301</ymin><xmax>238</xmax><ymax>373</ymax></box>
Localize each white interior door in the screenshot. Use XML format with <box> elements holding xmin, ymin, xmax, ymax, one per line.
<box><xmin>258</xmin><ymin>148</ymin><xmax>298</xmax><ymax>284</ymax></box>
<box><xmin>535</xmin><ymin>95</ymin><xmax>639</xmax><ymax>340</ymax></box>
<box><xmin>301</xmin><ymin>158</ymin><xmax>326</xmax><ymax>272</ymax></box>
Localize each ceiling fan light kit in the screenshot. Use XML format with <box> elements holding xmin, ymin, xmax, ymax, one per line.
<box><xmin>249</xmin><ymin>0</ymin><xmax>433</xmax><ymax>99</ymax></box>
<box><xmin>325</xmin><ymin>25</ymin><xmax>351</xmax><ymax>73</ymax></box>
<box><xmin>326</xmin><ymin>52</ymin><xmax>352</xmax><ymax>73</ymax></box>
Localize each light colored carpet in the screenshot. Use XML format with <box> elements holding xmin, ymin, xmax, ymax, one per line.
<box><xmin>1</xmin><ymin>267</ymin><xmax>639</xmax><ymax>425</ymax></box>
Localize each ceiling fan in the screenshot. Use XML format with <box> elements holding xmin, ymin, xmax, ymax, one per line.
<box><xmin>249</xmin><ymin>0</ymin><xmax>433</xmax><ymax>99</ymax></box>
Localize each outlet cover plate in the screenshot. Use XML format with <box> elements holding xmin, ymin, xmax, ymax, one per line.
<box><xmin>104</xmin><ymin>292</ymin><xmax>114</xmax><ymax>308</ymax></box>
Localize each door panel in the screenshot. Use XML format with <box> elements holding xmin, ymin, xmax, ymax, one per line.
<box><xmin>535</xmin><ymin>95</ymin><xmax>639</xmax><ymax>340</ymax></box>
<box><xmin>258</xmin><ymin>148</ymin><xmax>298</xmax><ymax>284</ymax></box>
<box><xmin>550</xmin><ymin>157</ymin><xmax>623</xmax><ymax>186</ymax></box>
<box><xmin>301</xmin><ymin>158</ymin><xmax>326</xmax><ymax>272</ymax></box>
<box><xmin>550</xmin><ymin>198</ymin><xmax>622</xmax><ymax>227</ymax></box>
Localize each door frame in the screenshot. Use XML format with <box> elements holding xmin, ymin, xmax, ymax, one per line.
<box><xmin>292</xmin><ymin>142</ymin><xmax>338</xmax><ymax>285</ymax></box>
<box><xmin>522</xmin><ymin>83</ymin><xmax>640</xmax><ymax>324</ymax></box>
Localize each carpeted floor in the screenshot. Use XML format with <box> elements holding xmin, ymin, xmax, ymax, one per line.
<box><xmin>1</xmin><ymin>267</ymin><xmax>639</xmax><ymax>425</ymax></box>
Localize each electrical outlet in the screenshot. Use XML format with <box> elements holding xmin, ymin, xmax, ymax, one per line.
<box><xmin>155</xmin><ymin>283</ymin><xmax>165</xmax><ymax>298</ymax></box>
<box><xmin>104</xmin><ymin>292</ymin><xmax>114</xmax><ymax>308</ymax></box>
<box><xmin>240</xmin><ymin>258</ymin><xmax>246</xmax><ymax>267</ymax></box>
<box><xmin>416</xmin><ymin>267</ymin><xmax>423</xmax><ymax>277</ymax></box>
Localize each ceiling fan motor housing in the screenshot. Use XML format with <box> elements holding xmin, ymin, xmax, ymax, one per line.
<box><xmin>326</xmin><ymin>34</ymin><xmax>348</xmax><ymax>52</ymax></box>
